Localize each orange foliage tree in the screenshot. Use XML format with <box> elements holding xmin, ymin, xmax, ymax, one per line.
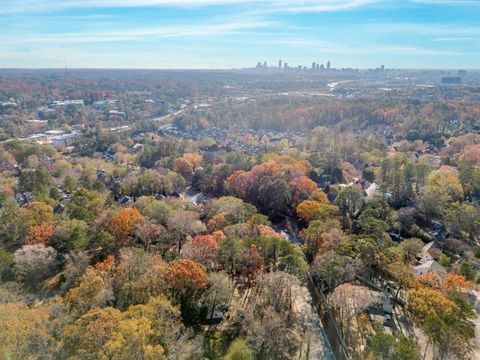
<box><xmin>26</xmin><ymin>222</ymin><xmax>55</xmax><ymax>245</ymax></box>
<box><xmin>173</xmin><ymin>153</ymin><xmax>203</xmax><ymax>178</ymax></box>
<box><xmin>207</xmin><ymin>212</ymin><xmax>228</xmax><ymax>232</ymax></box>
<box><xmin>181</xmin><ymin>235</ymin><xmax>219</xmax><ymax>268</ymax></box>
<box><xmin>211</xmin><ymin>230</ymin><xmax>226</xmax><ymax>241</ymax></box>
<box><xmin>442</xmin><ymin>273</ymin><xmax>473</xmax><ymax>294</ymax></box>
<box><xmin>289</xmin><ymin>176</ymin><xmax>327</xmax><ymax>206</ymax></box>
<box><xmin>257</xmin><ymin>224</ymin><xmax>283</xmax><ymax>240</ymax></box>
<box><xmin>162</xmin><ymin>259</ymin><xmax>208</xmax><ymax>307</ymax></box>
<box><xmin>106</xmin><ymin>208</ymin><xmax>144</xmax><ymax>246</ymax></box>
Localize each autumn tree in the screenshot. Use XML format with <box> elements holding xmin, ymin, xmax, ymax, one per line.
<box><xmin>162</xmin><ymin>259</ymin><xmax>208</xmax><ymax>320</ymax></box>
<box><xmin>66</xmin><ymin>267</ymin><xmax>114</xmax><ymax>315</ymax></box>
<box><xmin>296</xmin><ymin>200</ymin><xmax>339</xmax><ymax>224</ymax></box>
<box><xmin>443</xmin><ymin>202</ymin><xmax>480</xmax><ymax>241</ymax></box>
<box><xmin>459</xmin><ymin>166</ymin><xmax>480</xmax><ymax>200</ymax></box>
<box><xmin>224</xmin><ymin>339</ymin><xmax>253</xmax><ymax>360</ymax></box>
<box><xmin>107</xmin><ymin>207</ymin><xmax>144</xmax><ymax>246</ymax></box>
<box><xmin>0</xmin><ymin>303</ymin><xmax>57</xmax><ymax>358</ymax></box>
<box><xmin>427</xmin><ymin>166</ymin><xmax>464</xmax><ymax>202</ymax></box>
<box><xmin>236</xmin><ymin>245</ymin><xmax>264</xmax><ymax>287</ymax></box>
<box><xmin>289</xmin><ymin>175</ymin><xmax>326</xmax><ymax>207</ymax></box>
<box><xmin>63</xmin><ymin>307</ymin><xmax>121</xmax><ymax>359</ymax></box>
<box><xmin>26</xmin><ymin>222</ymin><xmax>55</xmax><ymax>245</ymax></box>
<box><xmin>181</xmin><ymin>234</ymin><xmax>219</xmax><ymax>269</ymax></box>
<box><xmin>20</xmin><ymin>201</ymin><xmax>54</xmax><ymax>227</ymax></box>
<box><xmin>442</xmin><ymin>273</ymin><xmax>473</xmax><ymax>295</ymax></box>
<box><xmin>133</xmin><ymin>219</ymin><xmax>166</xmax><ymax>251</ymax></box>
<box><xmin>386</xmin><ymin>261</ymin><xmax>412</xmax><ymax>305</ymax></box>
<box><xmin>407</xmin><ymin>286</ymin><xmax>475</xmax><ymax>359</ymax></box>
<box><xmin>103</xmin><ymin>308</ymin><xmax>165</xmax><ymax>360</ymax></box>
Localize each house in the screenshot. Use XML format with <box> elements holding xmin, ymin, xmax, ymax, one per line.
<box><xmin>52</xmin><ymin>132</ymin><xmax>82</xmax><ymax>149</ymax></box>
<box><xmin>108</xmin><ymin>110</ymin><xmax>126</xmax><ymax>120</ymax></box>
<box><xmin>364</xmin><ymin>182</ymin><xmax>379</xmax><ymax>198</ymax></box>
<box><xmin>1</xmin><ymin>99</ymin><xmax>17</xmax><ymax>109</ymax></box>
<box><xmin>51</xmin><ymin>100</ymin><xmax>84</xmax><ymax>107</ymax></box>
<box><xmin>202</xmin><ymin>309</ymin><xmax>224</xmax><ymax>325</ymax></box>
<box><xmin>155</xmin><ymin>193</ymin><xmax>166</xmax><ymax>201</ymax></box>
<box><xmin>169</xmin><ymin>191</ymin><xmax>183</xmax><ymax>199</ymax></box>
<box><xmin>416</xmin><ymin>241</ymin><xmax>442</xmax><ymax>264</ymax></box>
<box><xmin>413</xmin><ymin>260</ymin><xmax>447</xmax><ymax>277</ymax></box>
<box><xmin>14</xmin><ymin>193</ymin><xmax>26</xmax><ymax>205</ymax></box>
<box><xmin>118</xmin><ymin>196</ymin><xmax>134</xmax><ymax>205</ymax></box>
<box><xmin>102</xmin><ymin>152</ymin><xmax>116</xmax><ymax>161</ymax></box>
<box><xmin>14</xmin><ymin>192</ymin><xmax>34</xmax><ymax>205</ymax></box>
<box><xmin>94</xmin><ymin>100</ymin><xmax>117</xmax><ymax>110</ymax></box>
<box><xmin>53</xmin><ymin>203</ymin><xmax>65</xmax><ymax>214</ymax></box>
<box><xmin>129</xmin><ymin>143</ymin><xmax>144</xmax><ymax>153</ymax></box>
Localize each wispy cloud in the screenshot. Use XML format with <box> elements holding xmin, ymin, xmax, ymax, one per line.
<box><xmin>432</xmin><ymin>37</ymin><xmax>479</xmax><ymax>42</ymax></box>
<box><xmin>2</xmin><ymin>18</ymin><xmax>277</xmax><ymax>44</ymax></box>
<box><xmin>408</xmin><ymin>0</ymin><xmax>480</xmax><ymax>5</ymax></box>
<box><xmin>237</xmin><ymin>37</ymin><xmax>466</xmax><ymax>55</ymax></box>
<box><xmin>364</xmin><ymin>22</ymin><xmax>480</xmax><ymax>37</ymax></box>
<box><xmin>0</xmin><ymin>0</ymin><xmax>381</xmax><ymax>14</ymax></box>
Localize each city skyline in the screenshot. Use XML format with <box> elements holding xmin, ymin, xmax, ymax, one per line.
<box><xmin>0</xmin><ymin>0</ymin><xmax>479</xmax><ymax>69</ymax></box>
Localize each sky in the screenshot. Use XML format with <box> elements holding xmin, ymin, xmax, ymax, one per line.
<box><xmin>0</xmin><ymin>0</ymin><xmax>479</xmax><ymax>69</ymax></box>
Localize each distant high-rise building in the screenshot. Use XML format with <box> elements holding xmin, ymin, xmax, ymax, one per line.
<box><xmin>320</xmin><ymin>64</ymin><xmax>325</xmax><ymax>70</ymax></box>
<box><xmin>298</xmin><ymin>65</ymin><xmax>302</xmax><ymax>70</ymax></box>
<box><xmin>256</xmin><ymin>62</ymin><xmax>262</xmax><ymax>69</ymax></box>
<box><xmin>316</xmin><ymin>64</ymin><xmax>320</xmax><ymax>71</ymax></box>
<box><xmin>284</xmin><ymin>63</ymin><xmax>288</xmax><ymax>69</ymax></box>
<box><xmin>279</xmin><ymin>59</ymin><xmax>282</xmax><ymax>69</ymax></box>
<box><xmin>264</xmin><ymin>61</ymin><xmax>267</xmax><ymax>68</ymax></box>
<box><xmin>312</xmin><ymin>62</ymin><xmax>316</xmax><ymax>71</ymax></box>
<box><xmin>380</xmin><ymin>64</ymin><xmax>385</xmax><ymax>72</ymax></box>
<box><xmin>327</xmin><ymin>61</ymin><xmax>331</xmax><ymax>70</ymax></box>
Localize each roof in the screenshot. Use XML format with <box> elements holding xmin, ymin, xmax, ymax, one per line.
<box><xmin>365</xmin><ymin>182</ymin><xmax>379</xmax><ymax>198</ymax></box>
<box><xmin>118</xmin><ymin>196</ymin><xmax>133</xmax><ymax>204</ymax></box>
<box><xmin>417</xmin><ymin>241</ymin><xmax>442</xmax><ymax>262</ymax></box>
<box><xmin>414</xmin><ymin>260</ymin><xmax>446</xmax><ymax>276</ymax></box>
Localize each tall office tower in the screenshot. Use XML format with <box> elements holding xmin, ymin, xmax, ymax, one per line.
<box><xmin>380</xmin><ymin>64</ymin><xmax>385</xmax><ymax>72</ymax></box>
<box><xmin>312</xmin><ymin>62</ymin><xmax>316</xmax><ymax>71</ymax></box>
<box><xmin>327</xmin><ymin>61</ymin><xmax>331</xmax><ymax>70</ymax></box>
<box><xmin>256</xmin><ymin>62</ymin><xmax>262</xmax><ymax>69</ymax></box>
<box><xmin>284</xmin><ymin>63</ymin><xmax>288</xmax><ymax>69</ymax></box>
<box><xmin>320</xmin><ymin>64</ymin><xmax>325</xmax><ymax>70</ymax></box>
<box><xmin>316</xmin><ymin>63</ymin><xmax>320</xmax><ymax>71</ymax></box>
<box><xmin>279</xmin><ymin>59</ymin><xmax>282</xmax><ymax>69</ymax></box>
<box><xmin>264</xmin><ymin>61</ymin><xmax>267</xmax><ymax>68</ymax></box>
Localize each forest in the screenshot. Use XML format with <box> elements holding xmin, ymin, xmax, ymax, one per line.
<box><xmin>0</xmin><ymin>72</ymin><xmax>480</xmax><ymax>359</ymax></box>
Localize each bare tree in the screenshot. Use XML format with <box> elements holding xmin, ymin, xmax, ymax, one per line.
<box><xmin>14</xmin><ymin>244</ymin><xmax>58</xmax><ymax>290</ymax></box>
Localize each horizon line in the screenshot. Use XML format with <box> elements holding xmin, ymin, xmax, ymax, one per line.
<box><xmin>0</xmin><ymin>67</ymin><xmax>479</xmax><ymax>71</ymax></box>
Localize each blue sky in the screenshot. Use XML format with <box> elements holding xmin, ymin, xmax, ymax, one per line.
<box><xmin>0</xmin><ymin>0</ymin><xmax>479</xmax><ymax>69</ymax></box>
